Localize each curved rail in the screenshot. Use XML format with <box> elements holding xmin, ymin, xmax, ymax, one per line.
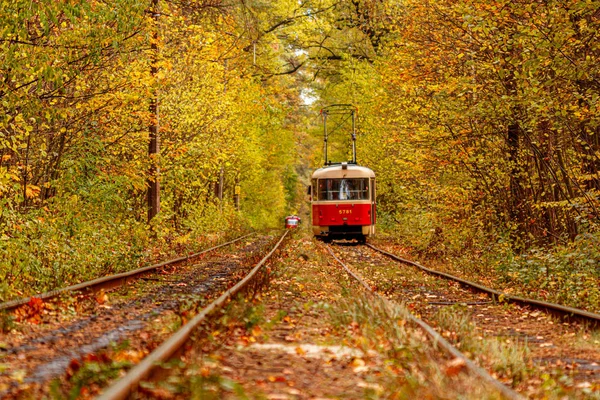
<box><xmin>325</xmin><ymin>245</ymin><xmax>524</xmax><ymax>400</ymax></box>
<box><xmin>367</xmin><ymin>243</ymin><xmax>600</xmax><ymax>326</ymax></box>
<box><xmin>0</xmin><ymin>233</ymin><xmax>254</xmax><ymax>312</ymax></box>
<box><xmin>98</xmin><ymin>230</ymin><xmax>289</xmax><ymax>400</ymax></box>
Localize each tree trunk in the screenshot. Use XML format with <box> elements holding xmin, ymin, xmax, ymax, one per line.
<box><xmin>147</xmin><ymin>0</ymin><xmax>160</xmax><ymax>222</ymax></box>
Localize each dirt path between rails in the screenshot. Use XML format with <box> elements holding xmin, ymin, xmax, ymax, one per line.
<box><xmin>134</xmin><ymin>233</ymin><xmax>506</xmax><ymax>399</ymax></box>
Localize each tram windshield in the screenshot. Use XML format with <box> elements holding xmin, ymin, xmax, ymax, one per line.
<box><xmin>317</xmin><ymin>178</ymin><xmax>369</xmax><ymax>201</ymax></box>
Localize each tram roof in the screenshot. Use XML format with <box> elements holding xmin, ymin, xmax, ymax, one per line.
<box><xmin>311</xmin><ymin>164</ymin><xmax>375</xmax><ymax>179</ymax></box>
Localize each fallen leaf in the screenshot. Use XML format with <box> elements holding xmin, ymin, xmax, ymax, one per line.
<box><xmin>266</xmin><ymin>394</ymin><xmax>289</xmax><ymax>400</ymax></box>
<box><xmin>96</xmin><ymin>290</ymin><xmax>108</xmax><ymax>305</ymax></box>
<box><xmin>445</xmin><ymin>358</ymin><xmax>467</xmax><ymax>376</ymax></box>
<box><xmin>358</xmin><ymin>382</ymin><xmax>383</xmax><ymax>392</ymax></box>
<box><xmin>351</xmin><ymin>358</ymin><xmax>365</xmax><ymax>368</ymax></box>
<box><xmin>139</xmin><ymin>386</ymin><xmax>176</xmax><ymax>399</ymax></box>
<box><xmin>14</xmin><ymin>297</ymin><xmax>45</xmax><ymax>323</ymax></box>
<box><xmin>68</xmin><ymin>358</ymin><xmax>81</xmax><ymax>373</ymax></box>
<box><xmin>115</xmin><ymin>350</ymin><xmax>144</xmax><ymax>363</ymax></box>
<box><xmin>11</xmin><ymin>370</ymin><xmax>27</xmax><ymax>383</ymax></box>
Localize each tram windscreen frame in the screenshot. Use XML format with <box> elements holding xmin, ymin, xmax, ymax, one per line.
<box><xmin>317</xmin><ymin>178</ymin><xmax>369</xmax><ymax>201</ymax></box>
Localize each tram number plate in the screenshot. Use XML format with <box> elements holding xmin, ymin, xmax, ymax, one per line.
<box><xmin>339</xmin><ymin>209</ymin><xmax>352</xmax><ymax>215</ymax></box>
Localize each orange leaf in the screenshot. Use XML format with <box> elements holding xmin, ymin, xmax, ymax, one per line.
<box><xmin>251</xmin><ymin>326</ymin><xmax>262</xmax><ymax>337</ymax></box>
<box><xmin>445</xmin><ymin>358</ymin><xmax>467</xmax><ymax>377</ymax></box>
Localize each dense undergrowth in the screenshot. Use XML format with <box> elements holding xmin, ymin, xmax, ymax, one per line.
<box><xmin>377</xmin><ymin>211</ymin><xmax>600</xmax><ymax>313</ymax></box>
<box><xmin>496</xmin><ymin>234</ymin><xmax>600</xmax><ymax>311</ymax></box>
<box><xmin>0</xmin><ymin>201</ymin><xmax>248</xmax><ymax>302</ymax></box>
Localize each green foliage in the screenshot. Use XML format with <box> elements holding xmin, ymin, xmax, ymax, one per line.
<box><xmin>374</xmin><ymin>0</ymin><xmax>600</xmax><ymax>244</ymax></box>
<box><xmin>67</xmin><ymin>358</ymin><xmax>133</xmax><ymax>400</ymax></box>
<box><xmin>242</xmin><ymin>303</ymin><xmax>265</xmax><ymax>330</ymax></box>
<box><xmin>0</xmin><ymin>310</ymin><xmax>15</xmax><ymax>333</ymax></box>
<box><xmin>0</xmin><ymin>200</ymin><xmax>148</xmax><ymax>301</ymax></box>
<box><xmin>0</xmin><ymin>1</ymin><xmax>306</xmax><ymax>300</ymax></box>
<box><xmin>298</xmin><ymin>0</ymin><xmax>600</xmax><ymax>316</ymax></box>
<box><xmin>496</xmin><ymin>232</ymin><xmax>600</xmax><ymax>311</ymax></box>
<box><xmin>189</xmin><ymin>373</ymin><xmax>250</xmax><ymax>400</ymax></box>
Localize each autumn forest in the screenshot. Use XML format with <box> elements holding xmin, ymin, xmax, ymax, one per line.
<box><xmin>1</xmin><ymin>0</ymin><xmax>599</xmax><ymax>310</ymax></box>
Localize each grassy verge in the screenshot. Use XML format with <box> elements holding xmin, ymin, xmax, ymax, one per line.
<box><xmin>375</xmin><ymin>219</ymin><xmax>600</xmax><ymax>313</ymax></box>
<box><xmin>0</xmin><ymin>204</ymin><xmax>247</xmax><ymax>302</ymax></box>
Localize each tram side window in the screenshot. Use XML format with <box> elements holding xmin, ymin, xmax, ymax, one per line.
<box><xmin>371</xmin><ymin>178</ymin><xmax>376</xmax><ymax>201</ymax></box>
<box><xmin>317</xmin><ymin>178</ymin><xmax>369</xmax><ymax>200</ymax></box>
<box><xmin>317</xmin><ymin>179</ymin><xmax>333</xmax><ymax>200</ymax></box>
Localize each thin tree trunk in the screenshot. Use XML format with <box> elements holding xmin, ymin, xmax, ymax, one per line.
<box><xmin>147</xmin><ymin>0</ymin><xmax>160</xmax><ymax>222</ymax></box>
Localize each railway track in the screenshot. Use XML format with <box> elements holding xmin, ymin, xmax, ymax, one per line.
<box><xmin>367</xmin><ymin>243</ymin><xmax>600</xmax><ymax>326</ymax></box>
<box><xmin>3</xmin><ymin>233</ymin><xmax>598</xmax><ymax>398</ymax></box>
<box><xmin>103</xmin><ymin>233</ymin><xmax>519</xmax><ymax>399</ymax></box>
<box><xmin>0</xmin><ymin>232</ymin><xmax>287</xmax><ymax>399</ymax></box>
<box><xmin>328</xmin><ymin>243</ymin><xmax>600</xmax><ymax>397</ymax></box>
<box><xmin>0</xmin><ymin>233</ymin><xmax>253</xmax><ymax>313</ymax></box>
<box><xmin>97</xmin><ymin>230</ymin><xmax>289</xmax><ymax>400</ymax></box>
<box><xmin>324</xmin><ymin>244</ymin><xmax>524</xmax><ymax>400</ymax></box>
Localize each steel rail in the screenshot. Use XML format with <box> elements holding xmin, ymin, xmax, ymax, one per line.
<box><xmin>367</xmin><ymin>243</ymin><xmax>600</xmax><ymax>326</ymax></box>
<box><xmin>98</xmin><ymin>230</ymin><xmax>289</xmax><ymax>400</ymax></box>
<box><xmin>0</xmin><ymin>233</ymin><xmax>254</xmax><ymax>312</ymax></box>
<box><xmin>325</xmin><ymin>245</ymin><xmax>524</xmax><ymax>400</ymax></box>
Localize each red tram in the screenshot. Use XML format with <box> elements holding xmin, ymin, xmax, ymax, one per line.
<box><xmin>309</xmin><ymin>104</ymin><xmax>376</xmax><ymax>243</ymax></box>
<box><xmin>285</xmin><ymin>215</ymin><xmax>301</xmax><ymax>229</ymax></box>
<box><xmin>310</xmin><ymin>162</ymin><xmax>376</xmax><ymax>243</ymax></box>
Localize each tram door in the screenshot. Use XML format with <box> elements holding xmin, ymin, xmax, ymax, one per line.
<box><xmin>370</xmin><ymin>178</ymin><xmax>376</xmax><ymax>231</ymax></box>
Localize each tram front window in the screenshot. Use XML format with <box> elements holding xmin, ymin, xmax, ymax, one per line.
<box><xmin>317</xmin><ymin>178</ymin><xmax>369</xmax><ymax>201</ymax></box>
